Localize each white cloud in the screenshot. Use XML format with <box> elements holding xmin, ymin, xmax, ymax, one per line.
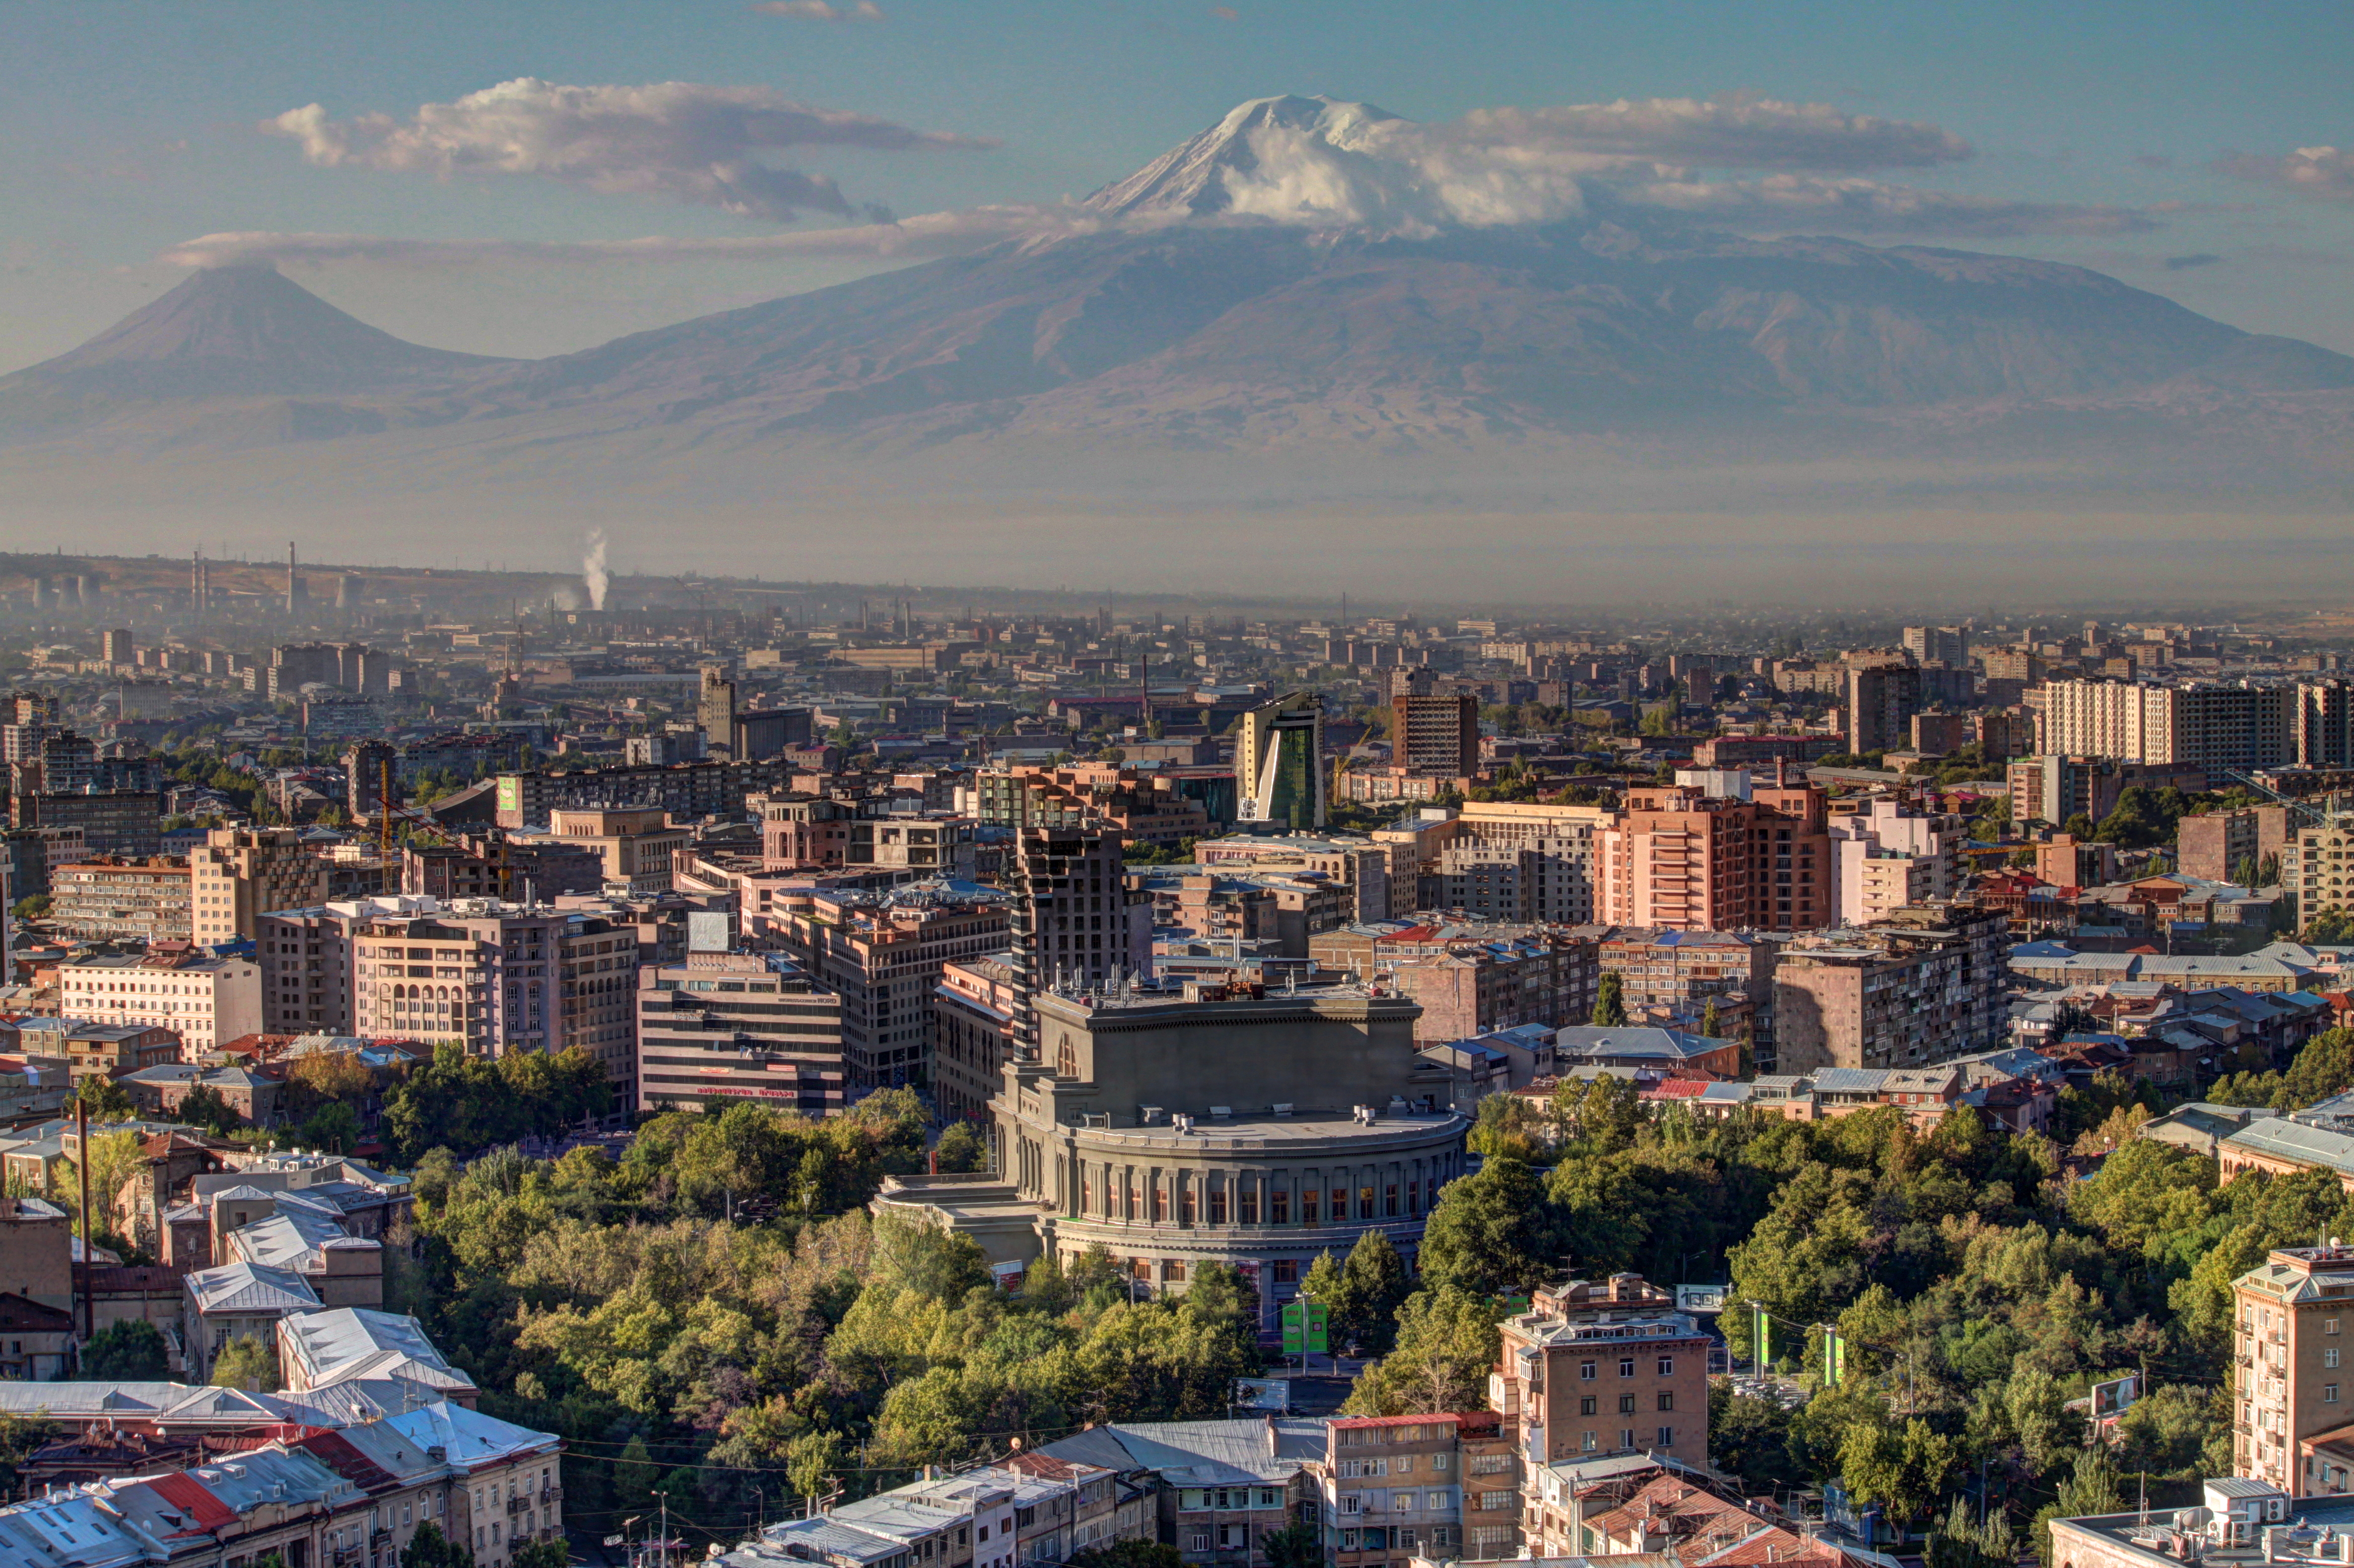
<box><xmin>1619</xmin><ymin>173</ymin><xmax>2161</xmax><ymax>236</ymax></box>
<box><xmin>1440</xmin><ymin>95</ymin><xmax>1973</xmax><ymax>171</ymax></box>
<box><xmin>266</xmin><ymin>77</ymin><xmax>990</xmax><ymax>221</ymax></box>
<box><xmin>2216</xmin><ymin>145</ymin><xmax>2354</xmax><ymax>203</ymax></box>
<box><xmin>158</xmin><ymin>204</ymin><xmax>1113</xmax><ymax>269</ymax></box>
<box><xmin>750</xmin><ymin>0</ymin><xmax>883</xmax><ymax>19</ymax></box>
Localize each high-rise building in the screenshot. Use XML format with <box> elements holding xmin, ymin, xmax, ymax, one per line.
<box><xmin>1771</xmin><ymin>903</ymin><xmax>2009</xmax><ymax>1072</ymax></box>
<box><xmin>698</xmin><ymin>665</ymin><xmax>740</xmax><ymax>758</ymax></box>
<box><xmin>1009</xmin><ymin>821</ymin><xmax>1148</xmax><ymax>1057</ymax></box>
<box><xmin>767</xmin><ymin>885</ymin><xmax>1016</xmax><ymax>1090</ymax></box>
<box><xmin>1596</xmin><ymin>780</ymin><xmax>1833</xmax><ymax>932</ymax></box>
<box><xmin>1392</xmin><ymin>692</ymin><xmax>1479</xmax><ymax>775</ymax></box>
<box><xmin>101</xmin><ymin>628</ymin><xmax>134</xmax><ymax>667</ymax></box>
<box><xmin>1845</xmin><ymin>663</ymin><xmax>1923</xmax><ymax>754</ymax></box>
<box><xmin>2180</xmin><ymin>805</ymin><xmax>2293</xmax><ymax>884</ymax></box>
<box><xmin>2036</xmin><ymin>678</ymin><xmax>2297</xmax><ymax>777</ymax></box>
<box><xmin>191</xmin><ymin>826</ymin><xmax>332</xmax><ymax>944</ymax></box>
<box><xmin>2229</xmin><ymin>1243</ymin><xmax>2354</xmax><ymax>1491</ymax></box>
<box><xmin>2296</xmin><ymin>678</ymin><xmax>2354</xmax><ymax>769</ymax></box>
<box><xmin>57</xmin><ymin>950</ymin><xmax>263</xmax><ymax>1057</ymax></box>
<box><xmin>1237</xmin><ymin>692</ymin><xmax>1326</xmax><ymax>829</ymax></box>
<box><xmin>1902</xmin><ymin>625</ymin><xmax>1970</xmax><ymax>667</ymax></box>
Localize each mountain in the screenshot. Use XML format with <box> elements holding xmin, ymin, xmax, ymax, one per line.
<box><xmin>11</xmin><ymin>264</ymin><xmax>504</xmax><ymax>399</ymax></box>
<box><xmin>2</xmin><ymin>97</ymin><xmax>2351</xmax><ymax>506</ymax></box>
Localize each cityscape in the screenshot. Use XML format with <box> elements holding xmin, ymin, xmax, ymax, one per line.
<box><xmin>2</xmin><ymin>7</ymin><xmax>2354</xmax><ymax>1568</ymax></box>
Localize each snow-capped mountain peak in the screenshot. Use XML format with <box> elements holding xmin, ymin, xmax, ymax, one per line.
<box><xmin>1082</xmin><ymin>94</ymin><xmax>1407</xmax><ymax>218</ymax></box>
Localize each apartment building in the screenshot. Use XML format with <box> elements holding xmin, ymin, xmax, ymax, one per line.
<box><xmin>1393</xmin><ymin>693</ymin><xmax>1480</xmax><ymax>775</ymax></box>
<box><xmin>2180</xmin><ymin>805</ymin><xmax>2293</xmax><ymax>883</ymax></box>
<box><xmin>1902</xmin><ymin>625</ymin><xmax>1970</xmax><ymax>668</ymax></box>
<box><xmin>2284</xmin><ymin>818</ymin><xmax>2354</xmax><ymax>928</ymax></box>
<box><xmin>636</xmin><ymin>950</ymin><xmax>846</xmax><ymax>1114</ymax></box>
<box><xmin>1197</xmin><ymin>834</ymin><xmax>1398</xmax><ymax>924</ymax></box>
<box><xmin>48</xmin><ymin>857</ymin><xmax>191</xmax><ymax>943</ymax></box>
<box><xmin>1439</xmin><ymin>802</ymin><xmax>1615</xmax><ymax>924</ymax></box>
<box><xmin>2231</xmin><ymin>1243</ymin><xmax>2354</xmax><ymax>1492</ymax></box>
<box><xmin>1772</xmin><ymin>903</ymin><xmax>2010</xmax><ymax>1073</ymax></box>
<box><xmin>58</xmin><ymin>949</ymin><xmax>262</xmax><ymax>1057</ymax></box>
<box><xmin>1829</xmin><ymin>799</ymin><xmax>1960</xmax><ymax>926</ymax></box>
<box><xmin>546</xmin><ymin>805</ymin><xmax>689</xmax><ymax>893</ymax></box>
<box><xmin>2006</xmin><ymin>753</ymin><xmax>2208</xmax><ymax>828</ymax></box>
<box><xmin>192</xmin><ymin>825</ymin><xmax>331</xmax><ymax>943</ymax></box>
<box><xmin>1008</xmin><ymin>822</ymin><xmax>1149</xmax><ymax>1057</ymax></box>
<box><xmin>2036</xmin><ymin>678</ymin><xmax>2297</xmax><ymax>777</ymax></box>
<box><xmin>1595</xmin><ymin>928</ymin><xmax>1775</xmax><ymax>1050</ymax></box>
<box><xmin>1490</xmin><ymin>1274</ymin><xmax>1712</xmax><ymax>1475</ymax></box>
<box><xmin>934</xmin><ymin>954</ymin><xmax>1019</xmax><ymax>1124</ymax></box>
<box><xmin>345</xmin><ymin>896</ymin><xmax>647</xmax><ymax>1095</ymax></box>
<box><xmin>1595</xmin><ymin>781</ymin><xmax>1833</xmax><ymax>932</ymax></box>
<box><xmin>1309</xmin><ymin>924</ymin><xmax>1601</xmax><ymax>1045</ymax></box>
<box><xmin>769</xmin><ymin>885</ymin><xmax>1016</xmax><ymax>1090</ymax></box>
<box><xmin>1317</xmin><ymin>1416</ymin><xmax>1463</xmax><ymax>1568</ymax></box>
<box><xmin>1846</xmin><ymin>662</ymin><xmax>1924</xmax><ymax>754</ymax></box>
<box><xmin>256</xmin><ymin>906</ymin><xmax>361</xmax><ymax>1034</ymax></box>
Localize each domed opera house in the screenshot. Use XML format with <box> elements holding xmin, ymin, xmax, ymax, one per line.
<box><xmin>879</xmin><ymin>977</ymin><xmax>1471</xmax><ymax>1331</ymax></box>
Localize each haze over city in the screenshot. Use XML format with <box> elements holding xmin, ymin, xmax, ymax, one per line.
<box><xmin>0</xmin><ymin>0</ymin><xmax>2349</xmax><ymax>600</ymax></box>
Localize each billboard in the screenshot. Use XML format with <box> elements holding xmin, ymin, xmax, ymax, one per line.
<box><xmin>1281</xmin><ymin>1300</ymin><xmax>1330</xmax><ymax>1355</ymax></box>
<box><xmin>1234</xmin><ymin>1378</ymin><xmax>1291</xmax><ymax>1413</ymax></box>
<box><xmin>2090</xmin><ymin>1373</ymin><xmax>2140</xmax><ymax>1418</ymax></box>
<box><xmin>1677</xmin><ymin>1285</ymin><xmax>1727</xmax><ymax>1313</ymax></box>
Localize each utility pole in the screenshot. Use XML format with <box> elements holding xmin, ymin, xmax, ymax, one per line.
<box><xmin>74</xmin><ymin>1098</ymin><xmax>91</xmax><ymax>1343</ymax></box>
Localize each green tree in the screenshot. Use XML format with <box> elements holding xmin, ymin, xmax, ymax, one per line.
<box><xmin>1416</xmin><ymin>1158</ymin><xmax>1554</xmax><ymax>1300</ymax></box>
<box><xmin>511</xmin><ymin>1542</ymin><xmax>568</xmax><ymax>1568</ymax></box>
<box><xmin>1592</xmin><ymin>972</ymin><xmax>1628</xmax><ymax>1027</ymax></box>
<box><xmin>1838</xmin><ymin>1417</ymin><xmax>1959</xmax><ymax>1537</ymax></box>
<box><xmin>210</xmin><ymin>1334</ymin><xmax>278</xmax><ymax>1391</ymax></box>
<box><xmin>73</xmin><ymin>1074</ymin><xmax>135</xmax><ymax>1122</ymax></box>
<box><xmin>81</xmin><ymin>1319</ymin><xmax>170</xmax><ymax>1380</ymax></box>
<box><xmin>400</xmin><ymin>1521</ymin><xmax>476</xmax><ymax>1568</ymax></box>
<box><xmin>1332</xmin><ymin>1231</ymin><xmax>1411</xmax><ymax>1355</ymax></box>
<box><xmin>1343</xmin><ymin>1289</ymin><xmax>1508</xmax><ymax>1415</ymax></box>
<box><xmin>175</xmin><ymin>1084</ymin><xmax>243</xmax><ymax>1136</ymax></box>
<box><xmin>1260</xmin><ymin>1524</ymin><xmax>1321</xmax><ymax>1568</ymax></box>
<box><xmin>1069</xmin><ymin>1545</ymin><xmax>1184</xmax><ymax>1568</ymax></box>
<box><xmin>933</xmin><ymin>1121</ymin><xmax>988</xmax><ymax>1174</ymax></box>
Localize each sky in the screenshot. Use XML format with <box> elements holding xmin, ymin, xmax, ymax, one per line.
<box><xmin>4</xmin><ymin>0</ymin><xmax>2353</xmax><ymax>374</ymax></box>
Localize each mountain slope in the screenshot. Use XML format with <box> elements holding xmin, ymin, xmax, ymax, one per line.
<box><xmin>2</xmin><ymin>97</ymin><xmax>2351</xmax><ymax>487</ymax></box>
<box><xmin>22</xmin><ymin>263</ymin><xmax>506</xmax><ymax>397</ymax></box>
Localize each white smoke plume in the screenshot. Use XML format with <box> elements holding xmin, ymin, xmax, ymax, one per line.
<box><xmin>582</xmin><ymin>530</ymin><xmax>610</xmax><ymax>610</ymax></box>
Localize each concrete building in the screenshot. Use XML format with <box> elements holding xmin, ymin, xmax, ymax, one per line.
<box><xmin>192</xmin><ymin>826</ymin><xmax>332</xmax><ymax>945</ymax></box>
<box><xmin>1490</xmin><ymin>1274</ymin><xmax>1712</xmax><ymax>1474</ymax></box>
<box><xmin>2036</xmin><ymin>678</ymin><xmax>2298</xmax><ymax>778</ymax></box>
<box><xmin>255</xmin><ymin>906</ymin><xmax>360</xmax><ymax>1035</ymax></box>
<box><xmin>48</xmin><ymin>858</ymin><xmax>192</xmax><ymax>943</ymax></box>
<box><xmin>767</xmin><ymin>884</ymin><xmax>1016</xmax><ymax>1091</ymax></box>
<box><xmin>2007</xmin><ymin>753</ymin><xmax>2208</xmax><ymax>828</ymax></box>
<box><xmin>1772</xmin><ymin>903</ymin><xmax>2010</xmax><ymax>1073</ymax></box>
<box><xmin>1902</xmin><ymin>625</ymin><xmax>1970</xmax><ymax>668</ymax></box>
<box><xmin>1307</xmin><ymin>924</ymin><xmax>1602</xmax><ymax>1045</ymax></box>
<box><xmin>1197</xmin><ymin>833</ymin><xmax>1399</xmax><ymax>925</ymax></box>
<box><xmin>1596</xmin><ymin>780</ymin><xmax>1833</xmax><ymax>932</ymax></box>
<box><xmin>58</xmin><ymin>950</ymin><xmax>262</xmax><ymax>1057</ymax></box>
<box><xmin>1316</xmin><ymin>1415</ymin><xmax>1466</xmax><ymax>1568</ymax></box>
<box><xmin>545</xmin><ymin>805</ymin><xmax>689</xmax><ymax>893</ymax></box>
<box><xmin>636</xmin><ymin>950</ymin><xmax>846</xmax><ymax>1114</ymax></box>
<box><xmin>1034</xmin><ymin>1419</ymin><xmax>1318</xmax><ymax>1568</ymax></box>
<box><xmin>880</xmin><ymin>980</ymin><xmax>1468</xmax><ymax>1329</ymax></box>
<box><xmin>1237</xmin><ymin>692</ymin><xmax>1327</xmax><ymax>830</ymax></box>
<box><xmin>2285</xmin><ymin>818</ymin><xmax>2354</xmax><ymax>928</ymax></box>
<box><xmin>934</xmin><ymin>954</ymin><xmax>1020</xmax><ymax>1124</ymax></box>
<box><xmin>1829</xmin><ymin>799</ymin><xmax>1959</xmax><ymax>926</ymax></box>
<box><xmin>1595</xmin><ymin>928</ymin><xmax>1775</xmax><ymax>1055</ymax></box>
<box><xmin>2231</xmin><ymin>1243</ymin><xmax>2354</xmax><ymax>1491</ymax></box>
<box><xmin>1008</xmin><ymin>822</ymin><xmax>1149</xmax><ymax>1059</ymax></box>
<box><xmin>2181</xmin><ymin>805</ymin><xmax>2294</xmax><ymax>883</ymax></box>
<box><xmin>1845</xmin><ymin>662</ymin><xmax>1924</xmax><ymax>754</ymax></box>
<box><xmin>1393</xmin><ymin>693</ymin><xmax>1480</xmax><ymax>775</ymax></box>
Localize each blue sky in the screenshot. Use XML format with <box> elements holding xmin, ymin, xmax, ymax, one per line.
<box><xmin>4</xmin><ymin>0</ymin><xmax>2351</xmax><ymax>370</ymax></box>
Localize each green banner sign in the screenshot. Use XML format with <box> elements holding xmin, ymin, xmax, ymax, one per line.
<box><xmin>1281</xmin><ymin>1300</ymin><xmax>1330</xmax><ymax>1355</ymax></box>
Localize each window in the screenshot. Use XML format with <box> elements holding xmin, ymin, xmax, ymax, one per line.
<box><xmin>1480</xmin><ymin>1491</ymin><xmax>1513</xmax><ymax>1511</ymax></box>
<box><xmin>2331</xmin><ymin>1350</ymin><xmax>2343</xmax><ymax>1368</ymax></box>
<box><xmin>1580</xmin><ymin>1432</ymin><xmax>1597</xmax><ymax>1452</ymax></box>
<box><xmin>1618</xmin><ymin>1394</ymin><xmax>1636</xmax><ymax>1415</ymax></box>
<box><xmin>1579</xmin><ymin>1361</ymin><xmax>1597</xmax><ymax>1381</ymax></box>
<box><xmin>1430</xmin><ymin>1453</ymin><xmax>1449</xmax><ymax>1472</ymax></box>
<box><xmin>1360</xmin><ymin>1185</ymin><xmax>1375</xmax><ymax>1218</ymax></box>
<box><xmin>1257</xmin><ymin>1490</ymin><xmax>1280</xmax><ymax>1508</ymax></box>
<box><xmin>1659</xmin><ymin>1426</ymin><xmax>1675</xmax><ymax>1447</ymax></box>
<box><xmin>1341</xmin><ymin>1497</ymin><xmax>1363</xmax><ymax>1516</ymax></box>
<box><xmin>1163</xmin><ymin>1259</ymin><xmax>1186</xmax><ymax>1283</ymax></box>
<box><xmin>1385</xmin><ymin>1184</ymin><xmax>1400</xmax><ymax>1217</ymax></box>
<box><xmin>1658</xmin><ymin>1392</ymin><xmax>1674</xmax><ymax>1412</ymax></box>
<box><xmin>1333</xmin><ymin>1188</ymin><xmax>1348</xmax><ymax>1221</ymax></box>
<box><xmin>2332</xmin><ymin>1319</ymin><xmax>2343</xmax><ymax>1335</ymax></box>
<box><xmin>1621</xmin><ymin>1429</ymin><xmax>1638</xmax><ymax>1449</ymax></box>
<box><xmin>1273</xmin><ymin>1259</ymin><xmax>1298</xmax><ymax>1284</ymax></box>
<box><xmin>1300</xmin><ymin>1190</ymin><xmax>1318</xmax><ymax>1224</ymax></box>
<box><xmin>1181</xmin><ymin>1189</ymin><xmax>1198</xmax><ymax>1225</ymax></box>
<box><xmin>1190</xmin><ymin>1533</ymin><xmax>1211</xmax><ymax>1552</ymax></box>
<box><xmin>1619</xmin><ymin>1358</ymin><xmax>1634</xmax><ymax>1377</ymax></box>
<box><xmin>1657</xmin><ymin>1356</ymin><xmax>1674</xmax><ymax>1376</ymax></box>
<box><xmin>2331</xmin><ymin>1385</ymin><xmax>2342</xmax><ymax>1405</ymax></box>
<box><xmin>1580</xmin><ymin>1396</ymin><xmax>1597</xmax><ymax>1416</ymax></box>
<box><xmin>1238</xmin><ymin>1191</ymin><xmax>1258</xmax><ymax>1224</ymax></box>
<box><xmin>1272</xmin><ymin>1191</ymin><xmax>1291</xmax><ymax>1225</ymax></box>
